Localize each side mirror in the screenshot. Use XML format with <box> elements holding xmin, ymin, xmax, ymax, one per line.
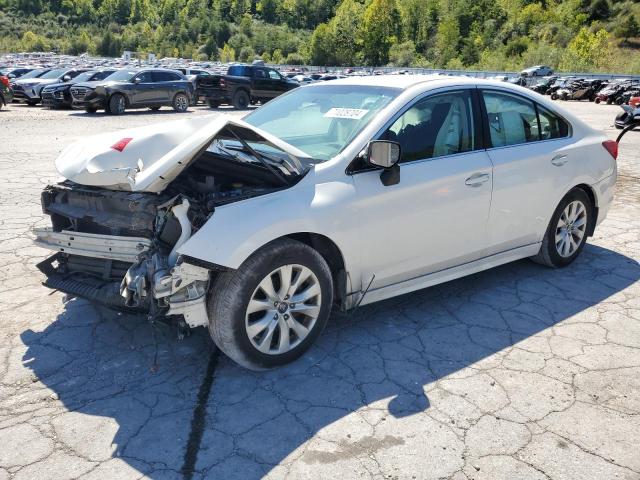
<box><xmin>63</xmin><ymin>75</ymin><xmax>71</xmax><ymax>81</ymax></box>
<box><xmin>367</xmin><ymin>140</ymin><xmax>401</xmax><ymax>169</ymax></box>
<box><xmin>366</xmin><ymin>140</ymin><xmax>401</xmax><ymax>186</ymax></box>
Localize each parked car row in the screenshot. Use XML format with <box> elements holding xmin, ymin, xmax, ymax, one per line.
<box><xmin>527</xmin><ymin>75</ymin><xmax>640</xmax><ymax>105</ymax></box>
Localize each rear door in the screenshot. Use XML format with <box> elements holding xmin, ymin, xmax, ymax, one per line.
<box><xmin>480</xmin><ymin>89</ymin><xmax>574</xmax><ymax>255</ymax></box>
<box><xmin>151</xmin><ymin>71</ymin><xmax>181</xmax><ymax>103</ymax></box>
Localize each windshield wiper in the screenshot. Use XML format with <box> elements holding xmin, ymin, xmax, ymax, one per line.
<box><xmin>224</xmin><ymin>127</ymin><xmax>289</xmax><ymax>186</ymax></box>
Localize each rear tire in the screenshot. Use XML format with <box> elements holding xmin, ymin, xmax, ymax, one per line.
<box><xmin>232</xmin><ymin>90</ymin><xmax>250</xmax><ymax>109</ymax></box>
<box><xmin>108</xmin><ymin>94</ymin><xmax>126</xmax><ymax>115</ymax></box>
<box><xmin>172</xmin><ymin>92</ymin><xmax>189</xmax><ymax>112</ymax></box>
<box><xmin>531</xmin><ymin>188</ymin><xmax>592</xmax><ymax>268</ymax></box>
<box><xmin>207</xmin><ymin>238</ymin><xmax>333</xmax><ymax>370</ymax></box>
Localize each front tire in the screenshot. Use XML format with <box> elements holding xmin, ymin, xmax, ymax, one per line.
<box><xmin>172</xmin><ymin>93</ymin><xmax>189</xmax><ymax>112</ymax></box>
<box><xmin>207</xmin><ymin>238</ymin><xmax>333</xmax><ymax>370</ymax></box>
<box><xmin>531</xmin><ymin>188</ymin><xmax>592</xmax><ymax>268</ymax></box>
<box><xmin>108</xmin><ymin>94</ymin><xmax>126</xmax><ymax>115</ymax></box>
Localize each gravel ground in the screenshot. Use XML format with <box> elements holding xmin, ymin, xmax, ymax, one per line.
<box><xmin>0</xmin><ymin>100</ymin><xmax>639</xmax><ymax>480</ymax></box>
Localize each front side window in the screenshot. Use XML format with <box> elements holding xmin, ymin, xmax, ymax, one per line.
<box><xmin>268</xmin><ymin>69</ymin><xmax>281</xmax><ymax>80</ymax></box>
<box><xmin>537</xmin><ymin>105</ymin><xmax>569</xmax><ymax>140</ymax></box>
<box><xmin>482</xmin><ymin>91</ymin><xmax>539</xmax><ymax>147</ymax></box>
<box><xmin>382</xmin><ymin>90</ymin><xmax>475</xmax><ymax>163</ymax></box>
<box><xmin>135</xmin><ymin>72</ymin><xmax>154</xmax><ymax>83</ymax></box>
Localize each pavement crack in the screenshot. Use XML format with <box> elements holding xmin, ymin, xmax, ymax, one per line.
<box><xmin>180</xmin><ymin>347</ymin><xmax>220</xmax><ymax>480</ymax></box>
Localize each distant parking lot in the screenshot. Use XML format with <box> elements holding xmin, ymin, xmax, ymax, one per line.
<box><xmin>0</xmin><ymin>101</ymin><xmax>639</xmax><ymax>480</ymax></box>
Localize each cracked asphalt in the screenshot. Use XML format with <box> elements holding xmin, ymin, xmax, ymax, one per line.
<box><xmin>0</xmin><ymin>100</ymin><xmax>639</xmax><ymax>480</ymax></box>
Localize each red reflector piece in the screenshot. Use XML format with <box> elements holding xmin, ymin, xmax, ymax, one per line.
<box><xmin>111</xmin><ymin>138</ymin><xmax>133</xmax><ymax>152</ymax></box>
<box><xmin>602</xmin><ymin>140</ymin><xmax>618</xmax><ymax>160</ymax></box>
<box><xmin>0</xmin><ymin>76</ymin><xmax>9</xmax><ymax>87</ymax></box>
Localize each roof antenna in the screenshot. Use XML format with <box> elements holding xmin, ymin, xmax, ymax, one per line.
<box><xmin>350</xmin><ymin>274</ymin><xmax>375</xmax><ymax>317</ymax></box>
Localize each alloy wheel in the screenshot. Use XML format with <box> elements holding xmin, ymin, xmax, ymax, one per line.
<box><xmin>555</xmin><ymin>200</ymin><xmax>587</xmax><ymax>257</ymax></box>
<box><xmin>175</xmin><ymin>94</ymin><xmax>188</xmax><ymax>111</ymax></box>
<box><xmin>245</xmin><ymin>264</ymin><xmax>321</xmax><ymax>355</ymax></box>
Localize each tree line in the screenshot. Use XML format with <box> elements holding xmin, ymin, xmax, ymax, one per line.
<box><xmin>0</xmin><ymin>0</ymin><xmax>639</xmax><ymax>73</ymax></box>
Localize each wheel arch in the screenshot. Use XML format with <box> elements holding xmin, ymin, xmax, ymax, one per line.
<box><xmin>572</xmin><ymin>183</ymin><xmax>599</xmax><ymax>236</ymax></box>
<box><xmin>282</xmin><ymin>232</ymin><xmax>349</xmax><ymax>310</ymax></box>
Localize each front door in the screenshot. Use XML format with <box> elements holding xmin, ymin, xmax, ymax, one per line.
<box><xmin>352</xmin><ymin>89</ymin><xmax>494</xmax><ymax>289</ymax></box>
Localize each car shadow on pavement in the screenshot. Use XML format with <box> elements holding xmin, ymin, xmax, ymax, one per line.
<box><xmin>20</xmin><ymin>243</ymin><xmax>640</xmax><ymax>478</ymax></box>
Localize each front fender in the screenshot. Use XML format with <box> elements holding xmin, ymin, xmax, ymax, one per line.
<box><xmin>176</xmin><ymin>174</ymin><xmax>363</xmax><ymax>290</ymax></box>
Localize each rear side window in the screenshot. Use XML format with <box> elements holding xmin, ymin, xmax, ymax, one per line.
<box><xmin>537</xmin><ymin>105</ymin><xmax>569</xmax><ymax>139</ymax></box>
<box><xmin>228</xmin><ymin>65</ymin><xmax>251</xmax><ymax>76</ymax></box>
<box><xmin>152</xmin><ymin>71</ymin><xmax>181</xmax><ymax>82</ymax></box>
<box><xmin>482</xmin><ymin>91</ymin><xmax>539</xmax><ymax>147</ymax></box>
<box><xmin>268</xmin><ymin>69</ymin><xmax>281</xmax><ymax>80</ymax></box>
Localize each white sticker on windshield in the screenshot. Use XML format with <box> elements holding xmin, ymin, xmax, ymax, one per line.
<box><xmin>324</xmin><ymin>108</ymin><xmax>369</xmax><ymax>120</ymax></box>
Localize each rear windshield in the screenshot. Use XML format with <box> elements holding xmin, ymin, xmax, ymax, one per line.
<box><xmin>227</xmin><ymin>65</ymin><xmax>251</xmax><ymax>77</ymax></box>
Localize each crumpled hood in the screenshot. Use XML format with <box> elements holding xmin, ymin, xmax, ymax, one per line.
<box><xmin>55</xmin><ymin>114</ymin><xmax>310</xmax><ymax>193</ymax></box>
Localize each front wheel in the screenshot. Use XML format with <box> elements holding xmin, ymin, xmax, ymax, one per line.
<box><xmin>531</xmin><ymin>188</ymin><xmax>592</xmax><ymax>268</ymax></box>
<box><xmin>207</xmin><ymin>239</ymin><xmax>333</xmax><ymax>370</ymax></box>
<box><xmin>172</xmin><ymin>92</ymin><xmax>189</xmax><ymax>112</ymax></box>
<box><xmin>108</xmin><ymin>94</ymin><xmax>126</xmax><ymax>115</ymax></box>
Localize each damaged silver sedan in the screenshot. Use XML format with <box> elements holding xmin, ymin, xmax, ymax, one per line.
<box><xmin>35</xmin><ymin>77</ymin><xmax>616</xmax><ymax>369</ymax></box>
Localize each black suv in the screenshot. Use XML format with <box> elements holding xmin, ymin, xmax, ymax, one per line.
<box><xmin>70</xmin><ymin>69</ymin><xmax>194</xmax><ymax>114</ymax></box>
<box><xmin>41</xmin><ymin>69</ymin><xmax>116</xmax><ymax>109</ymax></box>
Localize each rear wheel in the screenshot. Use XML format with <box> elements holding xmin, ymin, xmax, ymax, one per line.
<box><xmin>531</xmin><ymin>188</ymin><xmax>592</xmax><ymax>268</ymax></box>
<box><xmin>207</xmin><ymin>238</ymin><xmax>333</xmax><ymax>370</ymax></box>
<box><xmin>232</xmin><ymin>90</ymin><xmax>250</xmax><ymax>109</ymax></box>
<box><xmin>172</xmin><ymin>93</ymin><xmax>189</xmax><ymax>112</ymax></box>
<box><xmin>108</xmin><ymin>94</ymin><xmax>126</xmax><ymax>115</ymax></box>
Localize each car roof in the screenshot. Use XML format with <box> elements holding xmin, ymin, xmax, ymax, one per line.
<box><xmin>318</xmin><ymin>74</ymin><xmax>530</xmax><ymax>92</ymax></box>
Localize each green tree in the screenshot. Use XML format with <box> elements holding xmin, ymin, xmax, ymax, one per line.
<box><xmin>614</xmin><ymin>15</ymin><xmax>639</xmax><ymax>41</ymax></box>
<box><xmin>362</xmin><ymin>0</ymin><xmax>401</xmax><ymax>66</ymax></box>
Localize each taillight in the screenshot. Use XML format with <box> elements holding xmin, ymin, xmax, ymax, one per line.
<box><xmin>602</xmin><ymin>140</ymin><xmax>618</xmax><ymax>160</ymax></box>
<box><xmin>111</xmin><ymin>138</ymin><xmax>133</xmax><ymax>152</ymax></box>
<box><xmin>0</xmin><ymin>76</ymin><xmax>9</xmax><ymax>87</ymax></box>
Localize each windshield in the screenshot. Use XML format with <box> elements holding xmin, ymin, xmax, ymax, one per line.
<box><xmin>20</xmin><ymin>69</ymin><xmax>48</xmax><ymax>79</ymax></box>
<box><xmin>40</xmin><ymin>69</ymin><xmax>67</xmax><ymax>79</ymax></box>
<box><xmin>104</xmin><ymin>70</ymin><xmax>137</xmax><ymax>81</ymax></box>
<box><xmin>244</xmin><ymin>84</ymin><xmax>401</xmax><ymax>161</ymax></box>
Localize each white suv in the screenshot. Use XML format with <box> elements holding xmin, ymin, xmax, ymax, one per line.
<box><xmin>35</xmin><ymin>75</ymin><xmax>617</xmax><ymax>369</ymax></box>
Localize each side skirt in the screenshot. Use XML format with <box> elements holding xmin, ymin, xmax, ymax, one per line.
<box><xmin>357</xmin><ymin>243</ymin><xmax>541</xmax><ymax>307</ymax></box>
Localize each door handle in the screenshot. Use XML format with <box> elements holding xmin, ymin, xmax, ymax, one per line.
<box><xmin>465</xmin><ymin>173</ymin><xmax>491</xmax><ymax>187</ymax></box>
<box><xmin>551</xmin><ymin>154</ymin><xmax>568</xmax><ymax>166</ymax></box>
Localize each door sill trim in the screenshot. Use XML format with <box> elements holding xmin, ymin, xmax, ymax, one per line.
<box><xmin>358</xmin><ymin>243</ymin><xmax>541</xmax><ymax>307</ymax></box>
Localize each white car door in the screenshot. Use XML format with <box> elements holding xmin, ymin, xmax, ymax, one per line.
<box><xmin>351</xmin><ymin>89</ymin><xmax>494</xmax><ymax>289</ymax></box>
<box><xmin>480</xmin><ymin>89</ymin><xmax>575</xmax><ymax>255</ymax></box>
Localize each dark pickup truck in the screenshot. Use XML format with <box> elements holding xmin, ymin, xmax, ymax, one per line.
<box><xmin>205</xmin><ymin>64</ymin><xmax>299</xmax><ymax>109</ymax></box>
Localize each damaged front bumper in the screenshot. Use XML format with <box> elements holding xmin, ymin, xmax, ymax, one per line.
<box><xmin>34</xmin><ymin>227</ymin><xmax>212</xmax><ymax>329</ymax></box>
